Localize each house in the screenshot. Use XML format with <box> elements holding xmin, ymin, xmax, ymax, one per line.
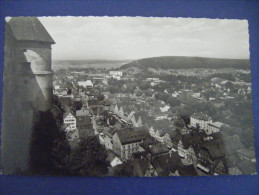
<box><xmin>106</xmin><ymin>152</ymin><xmax>123</xmax><ymax>168</ymax></box>
<box><xmin>76</xmin><ymin>108</ymin><xmax>91</xmax><ymax>117</ymax></box>
<box><xmin>132</xmin><ymin>159</ymin><xmax>157</xmax><ymax>177</ymax></box>
<box><xmin>100</xmin><ymin>128</ymin><xmax>117</xmax><ymax>150</ymax></box>
<box><xmin>110</xmin><ymin>156</ymin><xmax>123</xmax><ymax>167</ymax></box>
<box><xmin>113</xmin><ymin>130</ymin><xmax>148</xmax><ymax>160</ymax></box>
<box><xmin>236</xmin><ymin>148</ymin><xmax>256</xmax><ymax>162</ymax></box>
<box><xmin>87</xmin><ymin>99</ymin><xmax>99</xmax><ymax>108</ymax></box>
<box><xmin>148</xmin><ymin>143</ymin><xmax>169</xmax><ymax>161</ymax></box>
<box><xmin>78</xmin><ymin>80</ymin><xmax>93</xmax><ymax>89</ymax></box>
<box><xmin>210</xmin><ymin>159</ymin><xmax>228</xmax><ymax>175</ymax></box>
<box><xmin>64</xmin><ymin>124</ymin><xmax>79</xmax><ymax>142</ymax></box>
<box><xmin>207</xmin><ymin>122</ymin><xmax>223</xmax><ymax>135</ymax></box>
<box><xmin>190</xmin><ymin>113</ymin><xmax>212</xmax><ymax>132</ymax></box>
<box><xmin>109</xmin><ymin>71</ymin><xmax>123</xmax><ymax>80</ymax></box>
<box><xmin>152</xmin><ymin>152</ymin><xmax>180</xmax><ymax>176</ymax></box>
<box><xmin>76</xmin><ymin>115</ymin><xmax>94</xmax><ymax>139</ymax></box>
<box><xmin>197</xmin><ymin>141</ymin><xmax>225</xmax><ymax>175</ymax></box>
<box><xmin>160</xmin><ymin>105</ymin><xmax>170</xmax><ymax>113</ymax></box>
<box><xmin>63</xmin><ymin>112</ymin><xmax>76</xmax><ymax>130</ymax></box>
<box><xmin>162</xmin><ymin>133</ymin><xmax>173</xmax><ymax>148</ymax></box>
<box><xmin>100</xmin><ymin>100</ymin><xmax>111</xmax><ymax>111</ymax></box>
<box><xmin>149</xmin><ymin>126</ymin><xmax>156</xmax><ymax>138</ymax></box>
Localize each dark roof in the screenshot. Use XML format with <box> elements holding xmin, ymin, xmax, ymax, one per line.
<box><xmin>132</xmin><ymin>159</ymin><xmax>150</xmax><ymax>177</ymax></box>
<box><xmin>88</xmin><ymin>99</ymin><xmax>99</xmax><ymax>106</ymax></box>
<box><xmin>201</xmin><ymin>141</ymin><xmax>225</xmax><ymax>160</ymax></box>
<box><xmin>132</xmin><ymin>151</ymin><xmax>148</xmax><ymax>160</ymax></box>
<box><xmin>191</xmin><ymin>112</ymin><xmax>211</xmax><ymax>121</ymax></box>
<box><xmin>8</xmin><ymin>17</ymin><xmax>55</xmax><ymax>43</ymax></box>
<box><xmin>117</xmin><ymin>130</ymin><xmax>148</xmax><ymax>145</ymax></box>
<box><xmin>100</xmin><ymin>100</ymin><xmax>111</xmax><ymax>106</ymax></box>
<box><xmin>152</xmin><ymin>153</ymin><xmax>179</xmax><ymax>176</ymax></box>
<box><xmin>210</xmin><ymin>159</ymin><xmax>228</xmax><ymax>175</ymax></box>
<box><xmin>225</xmin><ymin>154</ymin><xmax>239</xmax><ymax>168</ymax></box>
<box><xmin>150</xmin><ymin>143</ymin><xmax>169</xmax><ymax>155</ymax></box>
<box><xmin>181</xmin><ymin>135</ymin><xmax>192</xmax><ymax>149</ymax></box>
<box><xmin>76</xmin><ymin>116</ymin><xmax>92</xmax><ymax>125</ymax></box>
<box><xmin>236</xmin><ymin>148</ymin><xmax>255</xmax><ymax>159</ymax></box>
<box><xmin>178</xmin><ymin>165</ymin><xmax>197</xmax><ymax>176</ymax></box>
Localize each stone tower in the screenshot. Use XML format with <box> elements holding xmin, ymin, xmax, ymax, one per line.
<box><xmin>1</xmin><ymin>17</ymin><xmax>55</xmax><ymax>174</ymax></box>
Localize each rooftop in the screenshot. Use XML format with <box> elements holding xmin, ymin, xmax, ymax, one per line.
<box><xmin>8</xmin><ymin>17</ymin><xmax>55</xmax><ymax>44</ymax></box>
<box><xmin>191</xmin><ymin>112</ymin><xmax>211</xmax><ymax>121</ymax></box>
<box><xmin>117</xmin><ymin>130</ymin><xmax>148</xmax><ymax>145</ymax></box>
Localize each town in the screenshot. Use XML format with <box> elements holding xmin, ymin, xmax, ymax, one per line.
<box><xmin>52</xmin><ymin>62</ymin><xmax>256</xmax><ymax>176</ymax></box>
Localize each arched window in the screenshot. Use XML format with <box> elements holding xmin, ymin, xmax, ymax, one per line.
<box><xmin>23</xmin><ymin>50</ymin><xmax>45</xmax><ymax>72</ymax></box>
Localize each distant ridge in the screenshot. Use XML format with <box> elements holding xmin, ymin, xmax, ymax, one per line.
<box><xmin>53</xmin><ymin>59</ymin><xmax>130</xmax><ymax>66</ymax></box>
<box><xmin>119</xmin><ymin>56</ymin><xmax>250</xmax><ymax>70</ymax></box>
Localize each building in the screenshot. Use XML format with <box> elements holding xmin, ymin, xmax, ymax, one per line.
<box><xmin>76</xmin><ymin>115</ymin><xmax>94</xmax><ymax>139</ymax></box>
<box><xmin>99</xmin><ymin>128</ymin><xmax>117</xmax><ymax>150</ymax></box>
<box><xmin>148</xmin><ymin>143</ymin><xmax>169</xmax><ymax>161</ymax></box>
<box><xmin>78</xmin><ymin>80</ymin><xmax>93</xmax><ymax>89</ymax></box>
<box><xmin>64</xmin><ymin>124</ymin><xmax>79</xmax><ymax>142</ymax></box>
<box><xmin>64</xmin><ymin>112</ymin><xmax>77</xmax><ymax>129</ymax></box>
<box><xmin>113</xmin><ymin>130</ymin><xmax>148</xmax><ymax>160</ymax></box>
<box><xmin>236</xmin><ymin>148</ymin><xmax>256</xmax><ymax>162</ymax></box>
<box><xmin>109</xmin><ymin>71</ymin><xmax>123</xmax><ymax>80</ymax></box>
<box><xmin>1</xmin><ymin>17</ymin><xmax>55</xmax><ymax>174</ymax></box>
<box><xmin>190</xmin><ymin>113</ymin><xmax>212</xmax><ymax>132</ymax></box>
<box><xmin>162</xmin><ymin>133</ymin><xmax>173</xmax><ymax>148</ymax></box>
<box><xmin>197</xmin><ymin>141</ymin><xmax>226</xmax><ymax>175</ymax></box>
<box><xmin>207</xmin><ymin>122</ymin><xmax>223</xmax><ymax>135</ymax></box>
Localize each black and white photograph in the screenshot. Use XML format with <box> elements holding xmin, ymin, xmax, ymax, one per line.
<box><xmin>1</xmin><ymin>16</ymin><xmax>256</xmax><ymax>176</ymax></box>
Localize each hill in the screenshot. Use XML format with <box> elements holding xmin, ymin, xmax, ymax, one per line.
<box><xmin>52</xmin><ymin>60</ymin><xmax>131</xmax><ymax>70</ymax></box>
<box><xmin>120</xmin><ymin>56</ymin><xmax>250</xmax><ymax>70</ymax></box>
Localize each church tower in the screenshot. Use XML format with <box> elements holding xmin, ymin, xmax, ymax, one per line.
<box><xmin>1</xmin><ymin>17</ymin><xmax>55</xmax><ymax>174</ymax></box>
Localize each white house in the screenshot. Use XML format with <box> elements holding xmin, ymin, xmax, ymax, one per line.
<box><xmin>64</xmin><ymin>112</ymin><xmax>77</xmax><ymax>130</ymax></box>
<box><xmin>109</xmin><ymin>71</ymin><xmax>123</xmax><ymax>80</ymax></box>
<box><xmin>110</xmin><ymin>156</ymin><xmax>123</xmax><ymax>167</ymax></box>
<box><xmin>207</xmin><ymin>122</ymin><xmax>223</xmax><ymax>135</ymax></box>
<box><xmin>190</xmin><ymin>113</ymin><xmax>212</xmax><ymax>132</ymax></box>
<box><xmin>78</xmin><ymin>80</ymin><xmax>93</xmax><ymax>89</ymax></box>
<box><xmin>162</xmin><ymin>133</ymin><xmax>173</xmax><ymax>148</ymax></box>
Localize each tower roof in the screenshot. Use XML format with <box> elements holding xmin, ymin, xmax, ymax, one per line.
<box><xmin>7</xmin><ymin>17</ymin><xmax>55</xmax><ymax>44</ymax></box>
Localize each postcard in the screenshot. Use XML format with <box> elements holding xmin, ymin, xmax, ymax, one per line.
<box><xmin>1</xmin><ymin>16</ymin><xmax>256</xmax><ymax>176</ymax></box>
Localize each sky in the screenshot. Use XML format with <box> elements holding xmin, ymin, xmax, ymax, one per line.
<box><xmin>37</xmin><ymin>16</ymin><xmax>250</xmax><ymax>60</ymax></box>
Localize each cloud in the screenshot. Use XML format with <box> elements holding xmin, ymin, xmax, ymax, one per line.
<box><xmin>39</xmin><ymin>16</ymin><xmax>250</xmax><ymax>60</ymax></box>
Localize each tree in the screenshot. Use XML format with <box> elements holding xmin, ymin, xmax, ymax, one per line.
<box><xmin>97</xmin><ymin>94</ymin><xmax>105</xmax><ymax>101</ymax></box>
<box><xmin>68</xmin><ymin>136</ymin><xmax>109</xmax><ymax>176</ymax></box>
<box><xmin>167</xmin><ymin>97</ymin><xmax>180</xmax><ymax>107</ymax></box>
<box><xmin>29</xmin><ymin>110</ymin><xmax>70</xmax><ymax>176</ymax></box>
<box><xmin>72</xmin><ymin>101</ymin><xmax>83</xmax><ymax>110</ymax></box>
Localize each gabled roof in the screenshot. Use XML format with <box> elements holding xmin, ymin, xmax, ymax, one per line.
<box><xmin>152</xmin><ymin>153</ymin><xmax>179</xmax><ymax>176</ymax></box>
<box><xmin>76</xmin><ymin>116</ymin><xmax>92</xmax><ymax>125</ymax></box>
<box><xmin>8</xmin><ymin>17</ymin><xmax>55</xmax><ymax>44</ymax></box>
<box><xmin>76</xmin><ymin>109</ymin><xmax>91</xmax><ymax>117</ymax></box>
<box><xmin>64</xmin><ymin>112</ymin><xmax>75</xmax><ymax>119</ymax></box>
<box><xmin>191</xmin><ymin>112</ymin><xmax>211</xmax><ymax>121</ymax></box>
<box><xmin>150</xmin><ymin>143</ymin><xmax>169</xmax><ymax>155</ymax></box>
<box><xmin>132</xmin><ymin>159</ymin><xmax>150</xmax><ymax>177</ymax></box>
<box><xmin>117</xmin><ymin>130</ymin><xmax>148</xmax><ymax>145</ymax></box>
<box><xmin>201</xmin><ymin>141</ymin><xmax>225</xmax><ymax>160</ymax></box>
